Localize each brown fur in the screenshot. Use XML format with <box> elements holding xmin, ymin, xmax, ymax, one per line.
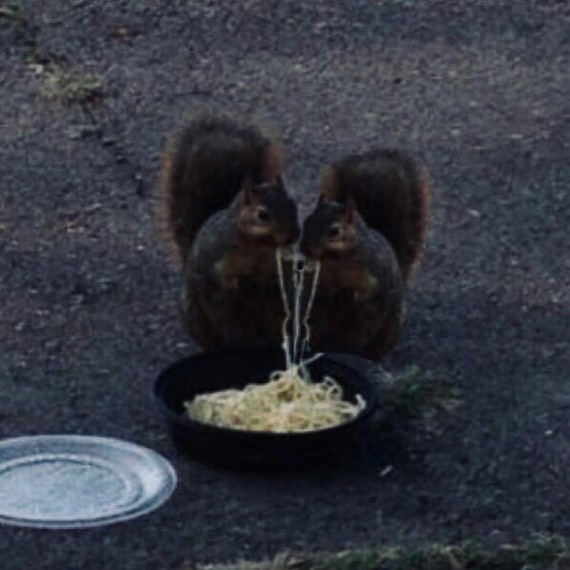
<box><xmin>158</xmin><ymin>114</ymin><xmax>284</xmax><ymax>265</ymax></box>
<box><xmin>298</xmin><ymin>149</ymin><xmax>431</xmax><ymax>360</ymax></box>
<box><xmin>319</xmin><ymin>149</ymin><xmax>432</xmax><ymax>282</ymax></box>
<box><xmin>178</xmin><ymin>171</ymin><xmax>299</xmax><ymax>351</ymax></box>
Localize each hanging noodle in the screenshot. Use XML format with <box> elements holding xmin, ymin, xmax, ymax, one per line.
<box><xmin>276</xmin><ymin>247</ymin><xmax>293</xmax><ymax>369</ymax></box>
<box><xmin>301</xmin><ymin>259</ymin><xmax>320</xmax><ymax>359</ymax></box>
<box><xmin>184</xmin><ymin>248</ymin><xmax>366</xmax><ymax>432</ymax></box>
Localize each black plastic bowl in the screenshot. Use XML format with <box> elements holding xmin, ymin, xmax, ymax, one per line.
<box><xmin>153</xmin><ymin>347</ymin><xmax>378</xmax><ymax>470</ymax></box>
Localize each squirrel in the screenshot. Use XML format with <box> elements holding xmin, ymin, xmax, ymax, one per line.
<box><xmin>299</xmin><ymin>149</ymin><xmax>431</xmax><ymax>361</ymax></box>
<box><xmin>159</xmin><ymin>115</ymin><xmax>300</xmax><ymax>350</ymax></box>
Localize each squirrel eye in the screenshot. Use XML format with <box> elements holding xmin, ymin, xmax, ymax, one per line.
<box><xmin>327</xmin><ymin>225</ymin><xmax>341</xmax><ymax>239</ymax></box>
<box><xmin>256</xmin><ymin>207</ymin><xmax>271</xmax><ymax>223</ymax></box>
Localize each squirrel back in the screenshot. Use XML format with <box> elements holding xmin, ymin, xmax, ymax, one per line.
<box><xmin>159</xmin><ymin>115</ymin><xmax>282</xmax><ymax>262</ymax></box>
<box><xmin>318</xmin><ymin>149</ymin><xmax>431</xmax><ymax>281</ymax></box>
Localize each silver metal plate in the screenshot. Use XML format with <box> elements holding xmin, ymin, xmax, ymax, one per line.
<box><xmin>0</xmin><ymin>435</ymin><xmax>177</xmax><ymax>529</ymax></box>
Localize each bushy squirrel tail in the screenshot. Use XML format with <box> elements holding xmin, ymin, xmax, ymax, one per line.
<box><xmin>320</xmin><ymin>149</ymin><xmax>431</xmax><ymax>281</ymax></box>
<box><xmin>158</xmin><ymin>115</ymin><xmax>282</xmax><ymax>262</ymax></box>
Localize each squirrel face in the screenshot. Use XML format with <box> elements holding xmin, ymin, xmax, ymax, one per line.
<box><xmin>237</xmin><ymin>178</ymin><xmax>299</xmax><ymax>246</ymax></box>
<box><xmin>300</xmin><ymin>199</ymin><xmax>359</xmax><ymax>259</ymax></box>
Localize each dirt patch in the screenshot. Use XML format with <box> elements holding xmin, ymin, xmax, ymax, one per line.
<box><xmin>1</xmin><ymin>1</ymin><xmax>569</xmax><ymax>569</ymax></box>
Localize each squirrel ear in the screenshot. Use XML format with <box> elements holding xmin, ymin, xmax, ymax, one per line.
<box><xmin>261</xmin><ymin>144</ymin><xmax>283</xmax><ymax>183</ymax></box>
<box><xmin>320</xmin><ymin>165</ymin><xmax>341</xmax><ymax>202</ymax></box>
<box><xmin>274</xmin><ymin>175</ymin><xmax>285</xmax><ymax>192</ymax></box>
<box><xmin>239</xmin><ymin>179</ymin><xmax>254</xmax><ymax>206</ymax></box>
<box><xmin>343</xmin><ymin>199</ymin><xmax>357</xmax><ymax>224</ymax></box>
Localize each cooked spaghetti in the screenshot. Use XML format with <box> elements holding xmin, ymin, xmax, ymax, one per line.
<box><xmin>185</xmin><ymin>365</ymin><xmax>365</xmax><ymax>432</ymax></box>
<box><xmin>184</xmin><ymin>249</ymin><xmax>366</xmax><ymax>432</ymax></box>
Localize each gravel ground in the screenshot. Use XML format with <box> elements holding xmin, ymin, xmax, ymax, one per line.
<box><xmin>1</xmin><ymin>1</ymin><xmax>569</xmax><ymax>568</ymax></box>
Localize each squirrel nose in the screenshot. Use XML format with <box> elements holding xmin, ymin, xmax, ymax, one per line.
<box><xmin>276</xmin><ymin>224</ymin><xmax>300</xmax><ymax>246</ymax></box>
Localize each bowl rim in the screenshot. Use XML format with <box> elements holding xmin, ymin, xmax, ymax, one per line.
<box><xmin>152</xmin><ymin>349</ymin><xmax>379</xmax><ymax>439</ymax></box>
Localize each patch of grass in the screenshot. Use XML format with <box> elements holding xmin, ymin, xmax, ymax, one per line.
<box><xmin>191</xmin><ymin>535</ymin><xmax>570</xmax><ymax>570</ymax></box>
<box><xmin>39</xmin><ymin>63</ymin><xmax>105</xmax><ymax>106</ymax></box>
<box><xmin>184</xmin><ymin>552</ymin><xmax>315</xmax><ymax>570</ymax></box>
<box><xmin>373</xmin><ymin>365</ymin><xmax>462</xmax><ymax>429</ymax></box>
<box><xmin>0</xmin><ymin>1</ymin><xmax>28</xmax><ymax>26</ymax></box>
<box><xmin>27</xmin><ymin>52</ymin><xmax>105</xmax><ymax>107</ymax></box>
